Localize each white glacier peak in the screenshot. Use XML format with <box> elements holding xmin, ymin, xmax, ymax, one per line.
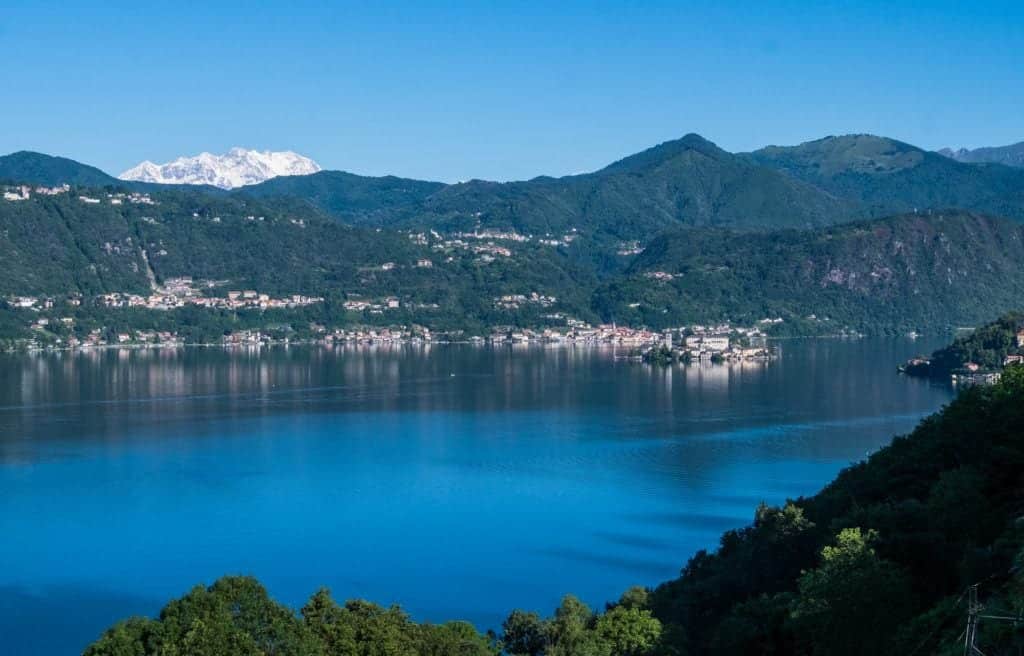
<box><xmin>118</xmin><ymin>148</ymin><xmax>321</xmax><ymax>189</ymax></box>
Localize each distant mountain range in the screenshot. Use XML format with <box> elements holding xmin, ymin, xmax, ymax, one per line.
<box><xmin>2</xmin><ymin>133</ymin><xmax>1024</xmax><ymax>334</ymax></box>
<box><xmin>938</xmin><ymin>141</ymin><xmax>1024</xmax><ymax>168</ymax></box>
<box><xmin>119</xmin><ymin>148</ymin><xmax>321</xmax><ymax>189</ymax></box>
<box><xmin>4</xmin><ymin>133</ymin><xmax>1023</xmax><ymax>241</ymax></box>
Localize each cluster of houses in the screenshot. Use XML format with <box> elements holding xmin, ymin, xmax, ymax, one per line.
<box><xmin>482</xmin><ymin>322</ymin><xmax>773</xmax><ymax>361</ymax></box>
<box><xmin>493</xmin><ymin>293</ymin><xmax>558</xmax><ymax>310</ymax></box>
<box><xmin>2</xmin><ymin>185</ymin><xmax>156</xmax><ymax>206</ymax></box>
<box><xmin>644</xmin><ymin>271</ymin><xmax>676</xmax><ymax>281</ymax></box>
<box><xmin>492</xmin><ymin>324</ymin><xmax>662</xmax><ymax>345</ymax></box>
<box><xmin>99</xmin><ymin>278</ymin><xmax>322</xmax><ymax>311</ymax></box>
<box><xmin>449</xmin><ymin>228</ymin><xmax>577</xmax><ymax>248</ymax></box>
<box><xmin>343</xmin><ymin>297</ymin><xmax>402</xmax><ymax>313</ymax></box>
<box><xmin>453</xmin><ymin>229</ymin><xmax>531</xmax><ymax>243</ymax></box>
<box><xmin>7</xmin><ymin>295</ymin><xmax>55</xmax><ymax>309</ymax></box>
<box><xmin>675</xmin><ymin>329</ymin><xmax>772</xmax><ymax>361</ymax></box>
<box><xmin>405</xmin><ymin>227</ymin><xmax>580</xmax><ymax>266</ymax></box>
<box><xmin>378</xmin><ymin>227</ymin><xmax>579</xmax><ymax>273</ymax></box>
<box><xmin>3</xmin><ymin>184</ymin><xmax>71</xmax><ymax>201</ymax></box>
<box><xmin>25</xmin><ymin>326</ymin><xmax>183</xmax><ymax>350</ymax></box>
<box><xmin>616</xmin><ymin>241</ymin><xmax>644</xmax><ymax>256</ymax></box>
<box><xmin>432</xmin><ymin>239</ymin><xmax>513</xmax><ymax>262</ymax></box>
<box><xmin>320</xmin><ymin>326</ymin><xmax>431</xmax><ymax>345</ymax></box>
<box><xmin>220</xmin><ymin>326</ymin><xmax>436</xmax><ymax>347</ymax></box>
<box><xmin>78</xmin><ymin>192</ymin><xmax>155</xmax><ymax>206</ymax></box>
<box><xmin>209</xmin><ymin>321</ymin><xmax>776</xmax><ymax>353</ymax></box>
<box><xmin>923</xmin><ymin>327</ymin><xmax>1024</xmax><ymax>386</ymax></box>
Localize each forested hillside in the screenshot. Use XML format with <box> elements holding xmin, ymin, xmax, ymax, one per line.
<box><xmin>83</xmin><ymin>365</ymin><xmax>1024</xmax><ymax>655</ymax></box>
<box><xmin>748</xmin><ymin>135</ymin><xmax>1024</xmax><ymax>221</ymax></box>
<box><xmin>241</xmin><ymin>133</ymin><xmax>1024</xmax><ymax>242</ymax></box>
<box><xmin>399</xmin><ymin>134</ymin><xmax>858</xmax><ymax>239</ymax></box>
<box><xmin>240</xmin><ymin>170</ymin><xmax>445</xmax><ymax>225</ymax></box>
<box><xmin>0</xmin><ymin>187</ymin><xmax>601</xmax><ymax>339</ymax></box>
<box><xmin>3</xmin><ymin>189</ymin><xmax>1024</xmax><ymax>340</ymax></box>
<box><xmin>904</xmin><ymin>312</ymin><xmax>1024</xmax><ymax>377</ymax></box>
<box><xmin>594</xmin><ymin>211</ymin><xmax>1024</xmax><ymax>334</ymax></box>
<box><xmin>5</xmin><ymin>132</ymin><xmax>1024</xmax><ymax>339</ymax></box>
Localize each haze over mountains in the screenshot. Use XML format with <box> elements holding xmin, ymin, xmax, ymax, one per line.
<box><xmin>938</xmin><ymin>141</ymin><xmax>1024</xmax><ymax>169</ymax></box>
<box><xmin>2</xmin><ymin>132</ymin><xmax>1024</xmax><ymax>334</ymax></box>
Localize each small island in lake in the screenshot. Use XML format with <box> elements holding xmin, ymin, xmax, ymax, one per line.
<box><xmin>642</xmin><ymin>323</ymin><xmax>776</xmax><ymax>366</ymax></box>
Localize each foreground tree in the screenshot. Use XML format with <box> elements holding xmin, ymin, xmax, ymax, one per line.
<box><xmin>789</xmin><ymin>528</ymin><xmax>914</xmax><ymax>656</ymax></box>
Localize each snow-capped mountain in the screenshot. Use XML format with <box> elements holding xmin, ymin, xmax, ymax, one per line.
<box><xmin>119</xmin><ymin>148</ymin><xmax>321</xmax><ymax>189</ymax></box>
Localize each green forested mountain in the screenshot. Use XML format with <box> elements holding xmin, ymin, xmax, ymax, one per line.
<box><xmin>0</xmin><ymin>151</ymin><xmax>120</xmax><ymax>187</ymax></box>
<box><xmin>594</xmin><ymin>211</ymin><xmax>1024</xmax><ymax>333</ymax></box>
<box><xmin>240</xmin><ymin>170</ymin><xmax>446</xmax><ymax>224</ymax></box>
<box><xmin>238</xmin><ymin>134</ymin><xmax>858</xmax><ymax>241</ymax></box>
<box><xmin>5</xmin><ymin>134</ymin><xmax>1024</xmax><ymax>246</ymax></box>
<box><xmin>403</xmin><ymin>134</ymin><xmax>858</xmax><ymax>239</ymax></box>
<box><xmin>1</xmin><ymin>188</ymin><xmax>1023</xmax><ymax>338</ymax></box>
<box><xmin>239</xmin><ymin>133</ymin><xmax>1024</xmax><ymax>243</ymax></box>
<box><xmin>0</xmin><ymin>188</ymin><xmax>601</xmax><ymax>338</ymax></box>
<box><xmin>748</xmin><ymin>135</ymin><xmax>1024</xmax><ymax>221</ymax></box>
<box><xmin>4</xmin><ymin>135</ymin><xmax>1024</xmax><ymax>338</ymax></box>
<box><xmin>83</xmin><ymin>365</ymin><xmax>1024</xmax><ymax>656</ymax></box>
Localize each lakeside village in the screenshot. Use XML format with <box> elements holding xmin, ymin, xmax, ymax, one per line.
<box><xmin>6</xmin><ymin>280</ymin><xmax>775</xmax><ymax>362</ymax></box>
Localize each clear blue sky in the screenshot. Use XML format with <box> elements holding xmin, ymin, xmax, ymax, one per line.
<box><xmin>1</xmin><ymin>1</ymin><xmax>1021</xmax><ymax>182</ymax></box>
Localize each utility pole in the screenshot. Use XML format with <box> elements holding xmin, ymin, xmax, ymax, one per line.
<box><xmin>964</xmin><ymin>584</ymin><xmax>982</xmax><ymax>656</ymax></box>
<box><xmin>962</xmin><ymin>582</ymin><xmax>1022</xmax><ymax>656</ymax></box>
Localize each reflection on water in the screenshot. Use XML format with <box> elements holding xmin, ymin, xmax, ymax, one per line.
<box><xmin>0</xmin><ymin>339</ymin><xmax>953</xmax><ymax>655</ymax></box>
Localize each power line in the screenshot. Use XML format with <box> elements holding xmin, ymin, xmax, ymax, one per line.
<box><xmin>962</xmin><ymin>583</ymin><xmax>1023</xmax><ymax>656</ymax></box>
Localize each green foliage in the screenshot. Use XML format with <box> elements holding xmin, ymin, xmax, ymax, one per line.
<box><xmin>594</xmin><ymin>606</ymin><xmax>661</xmax><ymax>656</ymax></box>
<box><xmin>597</xmin><ymin>212</ymin><xmax>1024</xmax><ymax>333</ymax></box>
<box><xmin>499</xmin><ymin>593</ymin><xmax>661</xmax><ymax>656</ymax></box>
<box><xmin>87</xmin><ymin>579</ymin><xmax>499</xmax><ymax>656</ymax></box>
<box><xmin>914</xmin><ymin>312</ymin><xmax>1024</xmax><ymax>376</ymax></box>
<box><xmin>646</xmin><ymin>360</ymin><xmax>1024</xmax><ymax>655</ymax></box>
<box><xmin>501</xmin><ymin>610</ymin><xmax>547</xmax><ymax>656</ymax></box>
<box><xmin>789</xmin><ymin>528</ymin><xmax>914</xmax><ymax>656</ymax></box>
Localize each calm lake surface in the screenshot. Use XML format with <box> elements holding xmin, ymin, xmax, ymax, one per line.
<box><xmin>0</xmin><ymin>338</ymin><xmax>954</xmax><ymax>655</ymax></box>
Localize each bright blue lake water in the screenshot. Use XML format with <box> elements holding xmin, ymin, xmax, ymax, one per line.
<box><xmin>0</xmin><ymin>339</ymin><xmax>954</xmax><ymax>654</ymax></box>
